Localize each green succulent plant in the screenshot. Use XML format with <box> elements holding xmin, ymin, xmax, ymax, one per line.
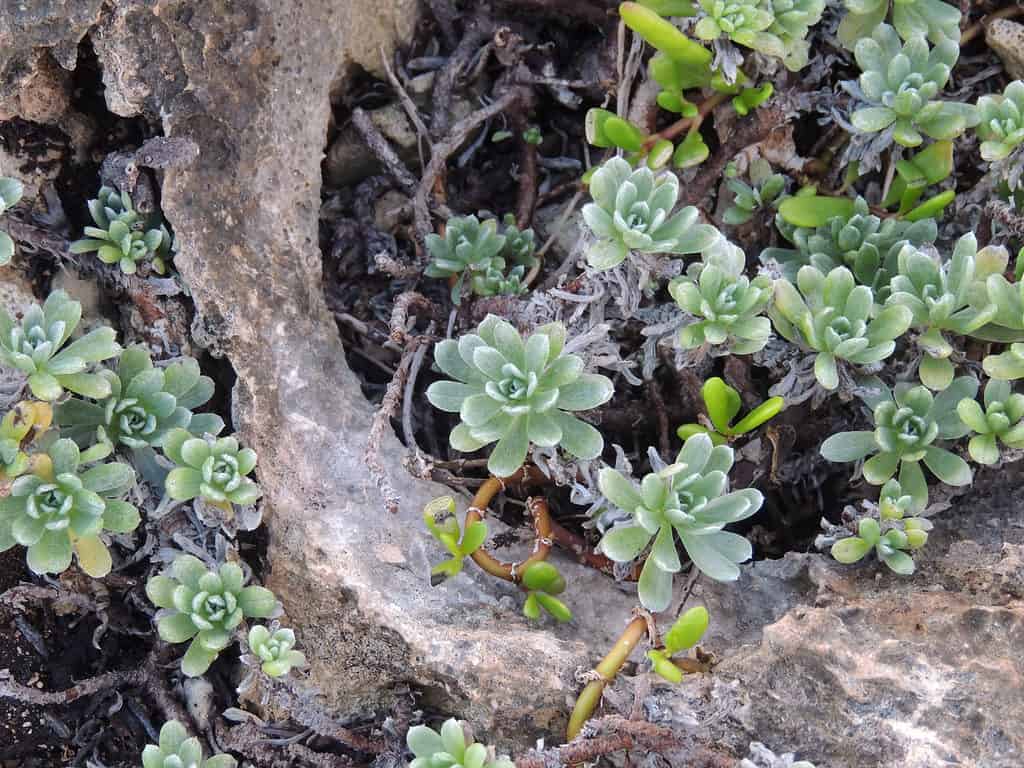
<box><xmin>694</xmin><ymin>0</ymin><xmax>775</xmax><ymax>49</ymax></box>
<box><xmin>850</xmin><ymin>25</ymin><xmax>976</xmax><ymax>147</ymax></box>
<box><xmin>146</xmin><ymin>554</ymin><xmax>278</xmax><ymax>676</ymax></box>
<box><xmin>722</xmin><ymin>160</ymin><xmax>787</xmax><ymax>225</ymax></box>
<box><xmin>161</xmin><ymin>429</ymin><xmax>260</xmax><ymax>507</ymax></box>
<box><xmin>761</xmin><ymin>196</ymin><xmax>938</xmax><ymax>299</ymax></box>
<box><xmin>581</xmin><ymin>157</ymin><xmax>719</xmax><ymax>271</ymax></box>
<box><xmin>984</xmin><ymin>343</ymin><xmax>1024</xmax><ymax>381</ymax></box>
<box><xmin>521</xmin><ymin>561</ymin><xmax>572</xmax><ymax>622</ymax></box>
<box><xmin>769</xmin><ymin>265</ymin><xmax>913</xmax><ymax>390</ymax></box>
<box><xmin>247</xmin><ymin>624</ymin><xmax>307</xmax><ymax>677</ymax></box>
<box><xmin>0</xmin><ymin>401</ymin><xmax>51</xmax><ymax>481</ymax></box>
<box><xmin>669</xmin><ymin>239</ymin><xmax>774</xmax><ymax>354</ymax></box>
<box><xmin>0</xmin><ymin>290</ymin><xmax>122</xmax><ymax>401</ymax></box>
<box><xmin>424</xmin><ymin>215</ymin><xmax>537</xmax><ymax>305</ymax></box>
<box><xmin>0</xmin><ymin>177</ymin><xmax>24</xmax><ymax>266</ymax></box>
<box><xmin>885</xmin><ymin>235</ymin><xmax>1006</xmax><ymax>389</ymax></box>
<box><xmin>820</xmin><ymin>377</ymin><xmax>976</xmax><ymax>510</ymax></box>
<box><xmin>56</xmin><ymin>346</ymin><xmax>224</xmax><ymax>451</ymax></box>
<box><xmin>70</xmin><ymin>186</ymin><xmax>169</xmax><ymax>275</ymax></box>
<box><xmin>426</xmin><ymin>315</ymin><xmax>614</xmax><ymax>478</ymax></box>
<box><xmin>598</xmin><ymin>433</ymin><xmax>763</xmax><ymax>610</ymax></box>
<box><xmin>142</xmin><ymin>720</ymin><xmax>236</xmax><ymax>768</ymax></box>
<box><xmin>423</xmin><ymin>495</ymin><xmax>488</xmax><ymax>584</ymax></box>
<box><xmin>646</xmin><ymin>605</ymin><xmax>709</xmax><ymax>683</ymax></box>
<box><xmin>0</xmin><ymin>438</ymin><xmax>138</xmax><ymax>577</ymax></box>
<box><xmin>406</xmin><ymin>718</ymin><xmax>514</xmax><ymax>768</ymax></box>
<box><xmin>831</xmin><ymin>504</ymin><xmax>930</xmax><ymax>575</ymax></box>
<box><xmin>878</xmin><ymin>140</ymin><xmax>956</xmax><ymax>218</ymax></box>
<box><xmin>838</xmin><ymin>0</ymin><xmax>961</xmax><ymax>48</ymax></box>
<box><xmin>677</xmin><ymin>377</ymin><xmax>784</xmax><ymax>445</ymax></box>
<box><xmin>763</xmin><ymin>0</ymin><xmax>826</xmax><ymax>71</ymax></box>
<box><xmin>976</xmin><ymin>80</ymin><xmax>1024</xmax><ymax>162</ymax></box>
<box><xmin>956</xmin><ymin>380</ymin><xmax>1024</xmax><ymax>464</ymax></box>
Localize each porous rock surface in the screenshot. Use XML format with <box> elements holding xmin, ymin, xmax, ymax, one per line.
<box><xmin>0</xmin><ymin>1</ymin><xmax>1022</xmax><ymax>763</ymax></box>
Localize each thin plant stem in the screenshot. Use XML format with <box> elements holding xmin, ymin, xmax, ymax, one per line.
<box><xmin>566</xmin><ymin>615</ymin><xmax>649</xmax><ymax>741</ymax></box>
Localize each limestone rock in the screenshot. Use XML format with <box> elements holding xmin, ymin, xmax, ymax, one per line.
<box><xmin>987</xmin><ymin>19</ymin><xmax>1024</xmax><ymax>81</ymax></box>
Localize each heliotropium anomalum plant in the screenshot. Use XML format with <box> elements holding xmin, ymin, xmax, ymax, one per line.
<box><xmin>425</xmin><ymin>315</ymin><xmax>614</xmax><ymax>477</ymax></box>
<box><xmin>769</xmin><ymin>265</ymin><xmax>913</xmax><ymax>390</ymax></box>
<box><xmin>146</xmin><ymin>554</ymin><xmax>279</xmax><ymax>676</ymax></box>
<box><xmin>820</xmin><ymin>377</ymin><xmax>976</xmax><ymax>511</ymax></box>
<box><xmin>597</xmin><ymin>433</ymin><xmax>763</xmax><ymax>611</ymax></box>
<box><xmin>0</xmin><ymin>290</ymin><xmax>122</xmax><ymax>401</ymax></box>
<box><xmin>581</xmin><ymin>157</ymin><xmax>719</xmax><ymax>271</ymax></box>
<box><xmin>956</xmin><ymin>380</ymin><xmax>1024</xmax><ymax>465</ymax></box>
<box><xmin>850</xmin><ymin>25</ymin><xmax>977</xmax><ymax>147</ymax></box>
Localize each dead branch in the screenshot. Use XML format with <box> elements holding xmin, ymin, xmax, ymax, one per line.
<box><xmin>0</xmin><ymin>666</ymin><xmax>146</xmax><ymax>705</ymax></box>
<box><xmin>431</xmin><ymin>18</ymin><xmax>496</xmax><ymax>139</ymax></box>
<box><xmin>414</xmin><ymin>89</ymin><xmax>525</xmax><ymax>246</ymax></box>
<box><xmin>351</xmin><ymin>107</ymin><xmax>419</xmax><ymax>194</ymax></box>
<box><xmin>0</xmin><ymin>583</ymin><xmax>99</xmax><ymax>614</ymax></box>
<box><xmin>219</xmin><ymin>721</ymin><xmax>357</xmax><ymax>767</ymax></box>
<box><xmin>389</xmin><ymin>291</ymin><xmax>441</xmax><ymax>343</ymax></box>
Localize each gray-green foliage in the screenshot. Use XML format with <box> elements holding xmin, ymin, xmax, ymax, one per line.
<box><xmin>722</xmin><ymin>160</ymin><xmax>787</xmax><ymax>225</ymax></box>
<box><xmin>831</xmin><ymin>480</ymin><xmax>931</xmax><ymax>574</ymax></box>
<box><xmin>669</xmin><ymin>239</ymin><xmax>773</xmax><ymax>353</ymax></box>
<box><xmin>142</xmin><ymin>720</ymin><xmax>236</xmax><ymax>768</ymax></box>
<box><xmin>56</xmin><ymin>346</ymin><xmax>224</xmax><ymax>450</ymax></box>
<box><xmin>769</xmin><ymin>265</ymin><xmax>913</xmax><ymax>390</ymax></box>
<box><xmin>0</xmin><ymin>290</ymin><xmax>122</xmax><ymax>401</ymax></box>
<box><xmin>424</xmin><ymin>214</ymin><xmax>538</xmax><ymax>305</ymax></box>
<box><xmin>0</xmin><ymin>177</ymin><xmax>24</xmax><ymax>266</ymax></box>
<box><xmin>976</xmin><ymin>80</ymin><xmax>1024</xmax><ymax>162</ymax></box>
<box><xmin>582</xmin><ymin>157</ymin><xmax>719</xmax><ymax>271</ymax></box>
<box><xmin>0</xmin><ymin>438</ymin><xmax>138</xmax><ymax>577</ymax></box>
<box><xmin>820</xmin><ymin>377</ymin><xmax>976</xmax><ymax>510</ymax></box>
<box><xmin>760</xmin><ymin>196</ymin><xmax>938</xmax><ymax>299</ymax></box>
<box><xmin>70</xmin><ymin>186</ymin><xmax>169</xmax><ymax>275</ymax></box>
<box><xmin>850</xmin><ymin>25</ymin><xmax>976</xmax><ymax>148</ymax></box>
<box><xmin>425</xmin><ymin>315</ymin><xmax>613</xmax><ymax>477</ymax></box>
<box><xmin>694</xmin><ymin>0</ymin><xmax>825</xmax><ymax>71</ymax></box>
<box><xmin>406</xmin><ymin>718</ymin><xmax>514</xmax><ymax>768</ymax></box>
<box><xmin>146</xmin><ymin>554</ymin><xmax>278</xmax><ymax>676</ymax></box>
<box><xmin>956</xmin><ymin>380</ymin><xmax>1024</xmax><ymax>465</ymax></box>
<box><xmin>247</xmin><ymin>624</ymin><xmax>307</xmax><ymax>677</ymax></box>
<box><xmin>838</xmin><ymin>0</ymin><xmax>960</xmax><ymax>48</ymax></box>
<box><xmin>597</xmin><ymin>434</ymin><xmax>763</xmax><ymax>611</ymax></box>
<box><xmin>162</xmin><ymin>429</ymin><xmax>261</xmax><ymax>507</ymax></box>
<box><xmin>885</xmin><ymin>235</ymin><xmax>1006</xmax><ymax>389</ymax></box>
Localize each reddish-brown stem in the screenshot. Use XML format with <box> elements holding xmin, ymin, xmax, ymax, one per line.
<box><xmin>466</xmin><ymin>472</ymin><xmax>552</xmax><ymax>583</ymax></box>
<box><xmin>641</xmin><ymin>91</ymin><xmax>730</xmax><ymax>152</ymax></box>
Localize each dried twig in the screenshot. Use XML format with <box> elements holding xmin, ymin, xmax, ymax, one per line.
<box><xmin>0</xmin><ymin>666</ymin><xmax>146</xmax><ymax>705</ymax></box>
<box><xmin>414</xmin><ymin>89</ymin><xmax>525</xmax><ymax>245</ymax></box>
<box><xmin>219</xmin><ymin>721</ymin><xmax>357</xmax><ymax>767</ymax></box>
<box><xmin>351</xmin><ymin>108</ymin><xmax>419</xmax><ymax>194</ymax></box>
<box><xmin>431</xmin><ymin>18</ymin><xmax>495</xmax><ymax>139</ymax></box>
<box><xmin>389</xmin><ymin>291</ymin><xmax>441</xmax><ymax>343</ymax></box>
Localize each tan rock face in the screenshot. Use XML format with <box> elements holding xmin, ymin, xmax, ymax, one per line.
<box><xmin>987</xmin><ymin>19</ymin><xmax>1024</xmax><ymax>81</ymax></box>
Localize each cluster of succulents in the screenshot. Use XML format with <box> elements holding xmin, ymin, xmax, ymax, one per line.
<box><xmin>597</xmin><ymin>433</ymin><xmax>764</xmax><ymax>610</ymax></box>
<box><xmin>670</xmin><ymin>239</ymin><xmax>774</xmax><ymax>354</ymax></box>
<box><xmin>975</xmin><ymin>80</ymin><xmax>1024</xmax><ymax>161</ymax></box>
<box><xmin>246</xmin><ymin>622</ymin><xmax>307</xmax><ymax>677</ymax></box>
<box><xmin>0</xmin><ymin>290</ymin><xmax>122</xmax><ymax>401</ymax></box>
<box><xmin>406</xmin><ymin>718</ymin><xmax>515</xmax><ymax>768</ymax></box>
<box><xmin>425</xmin><ymin>315</ymin><xmax>613</xmax><ymax>477</ymax></box>
<box><xmin>581</xmin><ymin>157</ymin><xmax>720</xmax><ymax>271</ymax></box>
<box><xmin>761</xmin><ymin>196</ymin><xmax>939</xmax><ymax>298</ymax></box>
<box><xmin>849</xmin><ymin>25</ymin><xmax>977</xmax><ymax>147</ymax></box>
<box><xmin>769</xmin><ymin>264</ymin><xmax>914</xmax><ymax>390</ymax></box>
<box><xmin>425</xmin><ymin>214</ymin><xmax>538</xmax><ymax>304</ymax></box>
<box><xmin>694</xmin><ymin>0</ymin><xmax>824</xmax><ymax>71</ymax></box>
<box><xmin>70</xmin><ymin>186</ymin><xmax>171</xmax><ymax>275</ymax></box>
<box><xmin>838</xmin><ymin>0</ymin><xmax>961</xmax><ymax>48</ymax></box>
<box><xmin>142</xmin><ymin>720</ymin><xmax>236</xmax><ymax>768</ymax></box>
